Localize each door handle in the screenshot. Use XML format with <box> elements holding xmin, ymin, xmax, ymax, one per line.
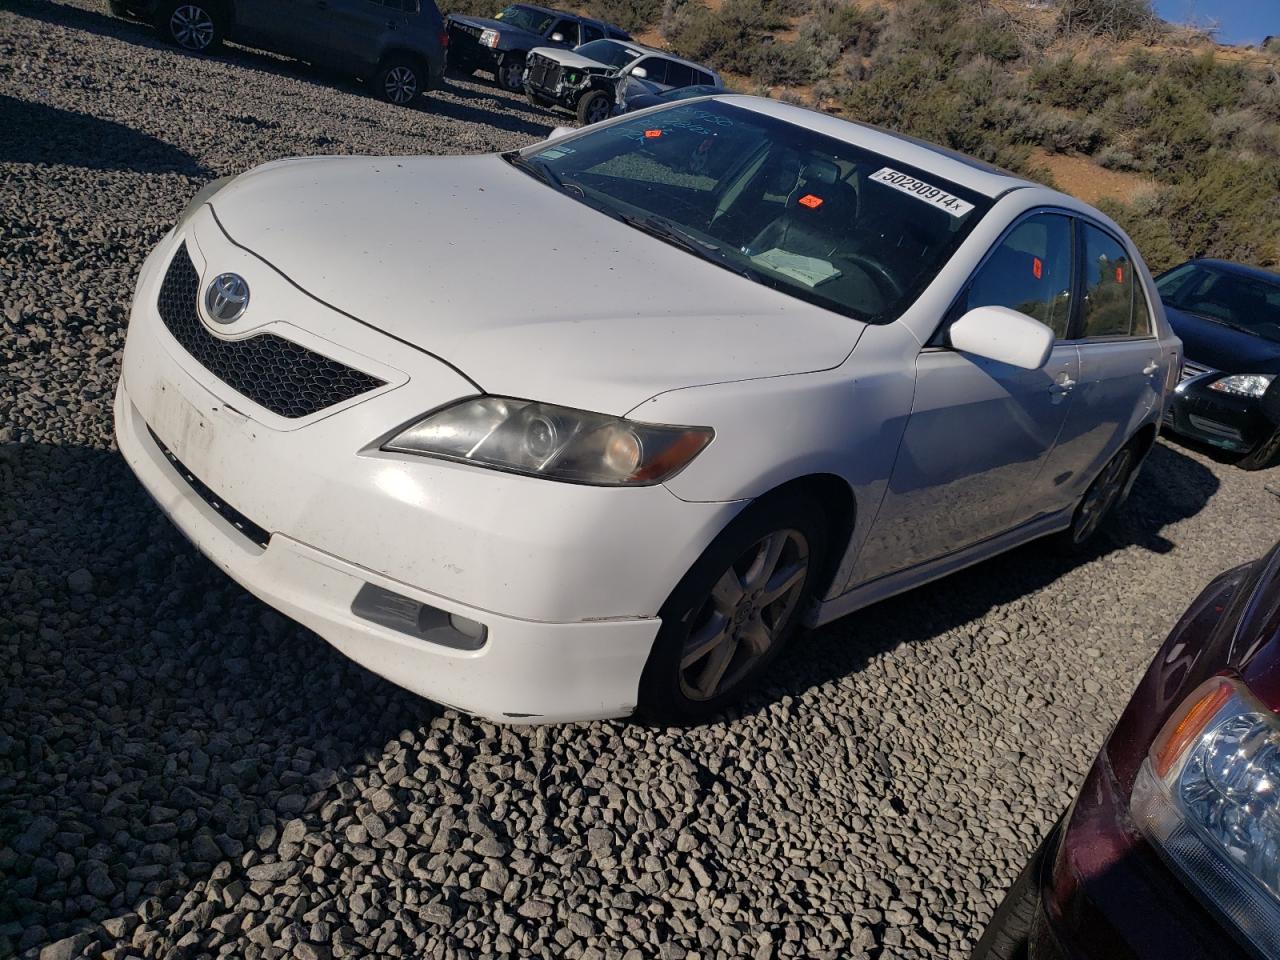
<box><xmin>1049</xmin><ymin>377</ymin><xmax>1075</xmax><ymax>395</ymax></box>
<box><xmin>1143</xmin><ymin>362</ymin><xmax>1159</xmax><ymax>376</ymax></box>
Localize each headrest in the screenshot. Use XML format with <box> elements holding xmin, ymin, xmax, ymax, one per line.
<box><xmin>801</xmin><ymin>159</ymin><xmax>838</xmax><ymax>185</ymax></box>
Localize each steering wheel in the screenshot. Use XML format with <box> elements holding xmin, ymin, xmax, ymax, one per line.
<box><xmin>840</xmin><ymin>252</ymin><xmax>903</xmax><ymax>301</ymax></box>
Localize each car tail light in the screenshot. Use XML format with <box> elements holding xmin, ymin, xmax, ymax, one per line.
<box><xmin>439</xmin><ymin>29</ymin><xmax>449</xmax><ymax>48</ymax></box>
<box><xmin>1132</xmin><ymin>676</ymin><xmax>1280</xmax><ymax>957</ymax></box>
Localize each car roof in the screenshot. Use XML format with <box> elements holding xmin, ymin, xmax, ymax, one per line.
<box><xmin>714</xmin><ymin>95</ymin><xmax>1036</xmax><ymax>199</ymax></box>
<box><xmin>1187</xmin><ymin>258</ymin><xmax>1280</xmax><ymax>285</ymax></box>
<box><xmin>613</xmin><ymin>42</ymin><xmax>718</xmax><ymax>73</ymax></box>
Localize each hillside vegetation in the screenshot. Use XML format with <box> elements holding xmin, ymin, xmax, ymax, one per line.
<box><xmin>445</xmin><ymin>0</ymin><xmax>1280</xmax><ymax>272</ymax></box>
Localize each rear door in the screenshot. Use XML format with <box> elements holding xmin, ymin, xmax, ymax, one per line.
<box><xmin>548</xmin><ymin>17</ymin><xmax>579</xmax><ymax>46</ymax></box>
<box><xmin>1040</xmin><ymin>220</ymin><xmax>1164</xmax><ymax>507</ymax></box>
<box><xmin>235</xmin><ymin>0</ymin><xmax>331</xmax><ymax>57</ymax></box>
<box><xmin>851</xmin><ymin>211</ymin><xmax>1080</xmax><ymax>584</ymax></box>
<box><xmin>322</xmin><ymin>0</ymin><xmax>405</xmax><ymax>73</ymax></box>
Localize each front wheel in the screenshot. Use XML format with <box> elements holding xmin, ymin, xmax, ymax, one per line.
<box><xmin>157</xmin><ymin>0</ymin><xmax>221</xmax><ymax>51</ymax></box>
<box><xmin>638</xmin><ymin>493</ymin><xmax>827</xmax><ymax>724</ymax></box>
<box><xmin>576</xmin><ymin>89</ymin><xmax>612</xmax><ymax>125</ymax></box>
<box><xmin>494</xmin><ymin>53</ymin><xmax>525</xmax><ymax>92</ymax></box>
<box><xmin>1238</xmin><ymin>428</ymin><xmax>1280</xmax><ymax>471</ymax></box>
<box><xmin>375</xmin><ymin>56</ymin><xmax>424</xmax><ymax>105</ymax></box>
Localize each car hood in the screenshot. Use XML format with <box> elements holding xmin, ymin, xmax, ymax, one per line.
<box><xmin>450</xmin><ymin>14</ymin><xmax>525</xmax><ymax>34</ymax></box>
<box><xmin>1165</xmin><ymin>306</ymin><xmax>1280</xmax><ymax>374</ymax></box>
<box><xmin>206</xmin><ymin>155</ymin><xmax>863</xmax><ymax>414</ymax></box>
<box><xmin>530</xmin><ymin>46</ymin><xmax>617</xmax><ymax>70</ymax></box>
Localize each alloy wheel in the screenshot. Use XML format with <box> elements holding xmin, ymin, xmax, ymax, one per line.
<box><xmin>498</xmin><ymin>59</ymin><xmax>523</xmax><ymax>90</ymax></box>
<box><xmin>383</xmin><ymin>66</ymin><xmax>418</xmax><ymax>104</ymax></box>
<box><xmin>1072</xmin><ymin>448</ymin><xmax>1132</xmax><ymax>545</ymax></box>
<box><xmin>584</xmin><ymin>95</ymin><xmax>611</xmax><ymax>124</ymax></box>
<box><xmin>679</xmin><ymin>529</ymin><xmax>810</xmax><ymax>701</ymax></box>
<box><xmin>169</xmin><ymin>4</ymin><xmax>214</xmax><ymax>50</ymax></box>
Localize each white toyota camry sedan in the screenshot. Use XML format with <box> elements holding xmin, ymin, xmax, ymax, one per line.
<box><xmin>115</xmin><ymin>96</ymin><xmax>1180</xmax><ymax>724</ymax></box>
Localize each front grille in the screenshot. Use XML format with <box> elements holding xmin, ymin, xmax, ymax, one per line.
<box><xmin>525</xmin><ymin>54</ymin><xmax>562</xmax><ymax>91</ymax></box>
<box><xmin>148</xmin><ymin>426</ymin><xmax>271</xmax><ymax>549</ymax></box>
<box><xmin>1180</xmin><ymin>359</ymin><xmax>1216</xmax><ymax>381</ymax></box>
<box><xmin>157</xmin><ymin>244</ymin><xmax>385</xmax><ymax>419</ymax></box>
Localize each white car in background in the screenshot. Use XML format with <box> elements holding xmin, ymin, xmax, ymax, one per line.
<box><xmin>114</xmin><ymin>96</ymin><xmax>1180</xmax><ymax>724</ymax></box>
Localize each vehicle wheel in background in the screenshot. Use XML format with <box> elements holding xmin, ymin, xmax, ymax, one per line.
<box><xmin>157</xmin><ymin>0</ymin><xmax>221</xmax><ymax>52</ymax></box>
<box><xmin>576</xmin><ymin>89</ymin><xmax>612</xmax><ymax>125</ymax></box>
<box><xmin>1238</xmin><ymin>428</ymin><xmax>1280</xmax><ymax>471</ymax></box>
<box><xmin>638</xmin><ymin>492</ymin><xmax>827</xmax><ymax>724</ymax></box>
<box><xmin>1051</xmin><ymin>440</ymin><xmax>1138</xmax><ymax>553</ymax></box>
<box><xmin>375</xmin><ymin>56</ymin><xmax>424</xmax><ymax>105</ymax></box>
<box><xmin>494</xmin><ymin>53</ymin><xmax>525</xmax><ymax>92</ymax></box>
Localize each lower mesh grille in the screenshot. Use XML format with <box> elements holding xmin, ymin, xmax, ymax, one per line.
<box><xmin>157</xmin><ymin>243</ymin><xmax>385</xmax><ymax>419</ymax></box>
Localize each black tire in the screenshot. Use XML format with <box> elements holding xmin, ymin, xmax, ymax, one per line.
<box><xmin>494</xmin><ymin>53</ymin><xmax>525</xmax><ymax>92</ymax></box>
<box><xmin>156</xmin><ymin>0</ymin><xmax>222</xmax><ymax>52</ymax></box>
<box><xmin>637</xmin><ymin>492</ymin><xmax>827</xmax><ymax>725</ymax></box>
<box><xmin>1048</xmin><ymin>439</ymin><xmax>1139</xmax><ymax>555</ymax></box>
<box><xmin>576</xmin><ymin>88</ymin><xmax>612</xmax><ymax>125</ymax></box>
<box><xmin>1238</xmin><ymin>428</ymin><xmax>1280</xmax><ymax>471</ymax></box>
<box><xmin>971</xmin><ymin>821</ymin><xmax>1058</xmax><ymax>960</ymax></box>
<box><xmin>375</xmin><ymin>55</ymin><xmax>425</xmax><ymax>105</ymax></box>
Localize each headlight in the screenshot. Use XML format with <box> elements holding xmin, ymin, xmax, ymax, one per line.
<box><xmin>1132</xmin><ymin>676</ymin><xmax>1280</xmax><ymax>957</ymax></box>
<box><xmin>479</xmin><ymin>28</ymin><xmax>499</xmax><ymax>47</ymax></box>
<box><xmin>1209</xmin><ymin>374</ymin><xmax>1275</xmax><ymax>398</ymax></box>
<box><xmin>382</xmin><ymin>397</ymin><xmax>713</xmax><ymax>486</ymax></box>
<box><xmin>176</xmin><ymin>175</ymin><xmax>234</xmax><ymax>227</ymax></box>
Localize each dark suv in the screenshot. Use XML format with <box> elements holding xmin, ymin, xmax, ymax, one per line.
<box><xmin>106</xmin><ymin>0</ymin><xmax>448</xmax><ymax>105</ymax></box>
<box><xmin>446</xmin><ymin>3</ymin><xmax>629</xmax><ymax>92</ymax></box>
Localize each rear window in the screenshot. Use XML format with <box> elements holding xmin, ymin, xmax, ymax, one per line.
<box><xmin>522</xmin><ymin>101</ymin><xmax>992</xmax><ymax>323</ymax></box>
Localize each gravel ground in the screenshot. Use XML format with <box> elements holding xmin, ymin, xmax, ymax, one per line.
<box><xmin>4</xmin><ymin>3</ymin><xmax>1280</xmax><ymax>958</ymax></box>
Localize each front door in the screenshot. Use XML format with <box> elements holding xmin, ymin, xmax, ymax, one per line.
<box><xmin>323</xmin><ymin>0</ymin><xmax>403</xmax><ymax>74</ymax></box>
<box><xmin>851</xmin><ymin>212</ymin><xmax>1079</xmax><ymax>585</ymax></box>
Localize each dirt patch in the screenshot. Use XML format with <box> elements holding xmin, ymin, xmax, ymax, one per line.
<box><xmin>1029</xmin><ymin>148</ymin><xmax>1158</xmax><ymax>205</ymax></box>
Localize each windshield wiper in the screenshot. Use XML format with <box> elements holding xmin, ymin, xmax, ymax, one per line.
<box><xmin>618</xmin><ymin>213</ymin><xmax>765</xmax><ymax>284</ymax></box>
<box><xmin>502</xmin><ymin>150</ymin><xmax>564</xmax><ymax>192</ymax></box>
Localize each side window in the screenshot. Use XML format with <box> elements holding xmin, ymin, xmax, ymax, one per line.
<box><xmin>695</xmin><ymin>70</ymin><xmax>715</xmax><ymax>86</ymax></box>
<box><xmin>963</xmin><ymin>213</ymin><xmax>1074</xmax><ymax>339</ymax></box>
<box><xmin>1132</xmin><ymin>276</ymin><xmax>1153</xmax><ymax>337</ymax></box>
<box><xmin>1080</xmin><ymin>224</ymin><xmax>1134</xmax><ymax>338</ymax></box>
<box><xmin>581</xmin><ymin>22</ymin><xmax>604</xmax><ymax>43</ymax></box>
<box><xmin>664</xmin><ymin>62</ymin><xmax>694</xmax><ymax>87</ymax></box>
<box><xmin>549</xmin><ymin>18</ymin><xmax>577</xmax><ymax>43</ymax></box>
<box><xmin>634</xmin><ymin>57</ymin><xmax>668</xmax><ymax>84</ymax></box>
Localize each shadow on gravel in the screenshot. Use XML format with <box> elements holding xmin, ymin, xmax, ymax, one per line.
<box><xmin>735</xmin><ymin>439</ymin><xmax>1223</xmax><ymax>716</ymax></box>
<box><xmin>0</xmin><ymin>441</ymin><xmax>432</xmax><ymax>954</ymax></box>
<box><xmin>0</xmin><ymin>96</ymin><xmax>207</xmax><ymax>175</ymax></box>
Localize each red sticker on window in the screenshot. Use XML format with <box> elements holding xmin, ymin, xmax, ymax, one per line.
<box><xmin>798</xmin><ymin>194</ymin><xmax>823</xmax><ymax>209</ymax></box>
<box><xmin>644</xmin><ymin>129</ymin><xmax>662</xmax><ymax>139</ymax></box>
<box><xmin>1115</xmin><ymin>266</ymin><xmax>1124</xmax><ymax>283</ymax></box>
<box><xmin>1032</xmin><ymin>256</ymin><xmax>1043</xmax><ymax>280</ymax></box>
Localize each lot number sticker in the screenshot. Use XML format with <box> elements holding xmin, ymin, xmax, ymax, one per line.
<box><xmin>869</xmin><ymin>168</ymin><xmax>974</xmax><ymax>218</ymax></box>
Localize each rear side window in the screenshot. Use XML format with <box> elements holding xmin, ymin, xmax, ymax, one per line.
<box><xmin>1080</xmin><ymin>224</ymin><xmax>1134</xmax><ymax>338</ymax></box>
<box><xmin>695</xmin><ymin>70</ymin><xmax>715</xmax><ymax>86</ymax></box>
<box><xmin>664</xmin><ymin>62</ymin><xmax>694</xmax><ymax>87</ymax></box>
<box><xmin>634</xmin><ymin>57</ymin><xmax>668</xmax><ymax>84</ymax></box>
<box><xmin>963</xmin><ymin>213</ymin><xmax>1074</xmax><ymax>339</ymax></box>
<box><xmin>550</xmin><ymin>18</ymin><xmax>578</xmax><ymax>43</ymax></box>
<box><xmin>581</xmin><ymin>22</ymin><xmax>604</xmax><ymax>43</ymax></box>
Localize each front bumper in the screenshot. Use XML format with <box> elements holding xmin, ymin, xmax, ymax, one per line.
<box><xmin>1165</xmin><ymin>377</ymin><xmax>1272</xmax><ymax>454</ymax></box>
<box><xmin>113</xmin><ymin>218</ymin><xmax>743</xmax><ymax>722</ymax></box>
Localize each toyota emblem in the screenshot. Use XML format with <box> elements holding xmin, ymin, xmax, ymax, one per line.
<box><xmin>204</xmin><ymin>273</ymin><xmax>250</xmax><ymax>323</ymax></box>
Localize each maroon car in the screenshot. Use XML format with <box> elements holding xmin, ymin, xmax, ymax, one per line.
<box><xmin>976</xmin><ymin>541</ymin><xmax>1280</xmax><ymax>960</ymax></box>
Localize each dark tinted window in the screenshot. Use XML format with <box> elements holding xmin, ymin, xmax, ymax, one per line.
<box><xmin>695</xmin><ymin>70</ymin><xmax>715</xmax><ymax>86</ymax></box>
<box><xmin>494</xmin><ymin>4</ymin><xmax>553</xmax><ymax>33</ymax></box>
<box><xmin>664</xmin><ymin>62</ymin><xmax>694</xmax><ymax>87</ymax></box>
<box><xmin>964</xmin><ymin>213</ymin><xmax>1073</xmax><ymax>338</ymax></box>
<box><xmin>574</xmin><ymin>40</ymin><xmax>641</xmax><ymax>68</ymax></box>
<box><xmin>1080</xmin><ymin>224</ymin><xmax>1133</xmax><ymax>338</ymax></box>
<box><xmin>549</xmin><ymin>18</ymin><xmax>578</xmax><ymax>43</ymax></box>
<box><xmin>634</xmin><ymin>57</ymin><xmax>668</xmax><ymax>84</ymax></box>
<box><xmin>581</xmin><ymin>22</ymin><xmax>604</xmax><ymax>43</ymax></box>
<box><xmin>1158</xmin><ymin>262</ymin><xmax>1280</xmax><ymax>344</ymax></box>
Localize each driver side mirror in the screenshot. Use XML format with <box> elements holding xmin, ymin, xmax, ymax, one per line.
<box><xmin>630</xmin><ymin>66</ymin><xmax>648</xmax><ymax>79</ymax></box>
<box><xmin>550</xmin><ymin>31</ymin><xmax>565</xmax><ymax>41</ymax></box>
<box><xmin>949</xmin><ymin>306</ymin><xmax>1053</xmax><ymax>370</ymax></box>
<box><xmin>547</xmin><ymin>125</ymin><xmax>575</xmax><ymax>140</ymax></box>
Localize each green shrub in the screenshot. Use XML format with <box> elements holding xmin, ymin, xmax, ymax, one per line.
<box><xmin>588</xmin><ymin>0</ymin><xmax>663</xmax><ymax>31</ymax></box>
<box><xmin>1029</xmin><ymin>55</ymin><xmax>1121</xmax><ymax>111</ymax></box>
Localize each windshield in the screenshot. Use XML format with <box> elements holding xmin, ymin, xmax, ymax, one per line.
<box><xmin>518</xmin><ymin>101</ymin><xmax>991</xmax><ymax>323</ymax></box>
<box><xmin>1158</xmin><ymin>262</ymin><xmax>1280</xmax><ymax>343</ymax></box>
<box><xmin>573</xmin><ymin>39</ymin><xmax>641</xmax><ymax>68</ymax></box>
<box><xmin>494</xmin><ymin>4</ymin><xmax>553</xmax><ymax>34</ymax></box>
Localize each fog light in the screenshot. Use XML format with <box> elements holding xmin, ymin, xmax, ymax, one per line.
<box><xmin>351</xmin><ymin>584</ymin><xmax>487</xmax><ymax>651</ymax></box>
